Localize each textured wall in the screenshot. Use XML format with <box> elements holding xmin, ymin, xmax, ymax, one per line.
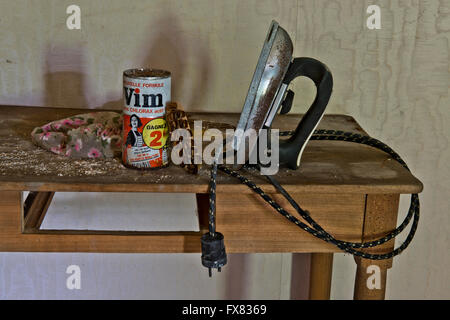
<box><xmin>0</xmin><ymin>0</ymin><xmax>449</xmax><ymax>299</ymax></box>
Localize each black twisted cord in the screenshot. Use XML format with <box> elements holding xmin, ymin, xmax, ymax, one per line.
<box><xmin>208</xmin><ymin>162</ymin><xmax>218</xmax><ymax>236</ymax></box>
<box><xmin>274</xmin><ymin>130</ymin><xmax>418</xmax><ymax>249</ymax></box>
<box><xmin>218</xmin><ymin>165</ymin><xmax>419</xmax><ymax>260</ymax></box>
<box><xmin>265</xmin><ymin>172</ymin><xmax>418</xmax><ymax>250</ymax></box>
<box><xmin>208</xmin><ymin>130</ymin><xmax>420</xmax><ymax>260</ymax></box>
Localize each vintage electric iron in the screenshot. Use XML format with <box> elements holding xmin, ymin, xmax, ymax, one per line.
<box><xmin>201</xmin><ymin>20</ymin><xmax>333</xmax><ymax>277</ymax></box>
<box><xmin>232</xmin><ymin>20</ymin><xmax>333</xmax><ymax>169</ymax></box>
<box><xmin>201</xmin><ymin>20</ymin><xmax>419</xmax><ymax>277</ymax></box>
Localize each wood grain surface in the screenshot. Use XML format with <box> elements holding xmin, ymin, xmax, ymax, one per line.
<box><xmin>353</xmin><ymin>194</ymin><xmax>400</xmax><ymax>300</ymax></box>
<box><xmin>0</xmin><ymin>106</ymin><xmax>422</xmax><ymax>194</ymax></box>
<box><xmin>0</xmin><ymin>190</ymin><xmax>366</xmax><ymax>254</ymax></box>
<box><xmin>0</xmin><ymin>0</ymin><xmax>446</xmax><ymax>299</ymax></box>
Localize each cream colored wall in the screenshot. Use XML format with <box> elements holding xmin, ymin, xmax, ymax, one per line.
<box><xmin>0</xmin><ymin>0</ymin><xmax>449</xmax><ymax>299</ymax></box>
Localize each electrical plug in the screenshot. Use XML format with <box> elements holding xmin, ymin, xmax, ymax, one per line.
<box><xmin>201</xmin><ymin>232</ymin><xmax>227</xmax><ymax>277</ymax></box>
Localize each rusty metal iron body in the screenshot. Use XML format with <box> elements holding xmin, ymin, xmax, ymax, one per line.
<box><xmin>233</xmin><ymin>20</ymin><xmax>333</xmax><ymax>170</ymax></box>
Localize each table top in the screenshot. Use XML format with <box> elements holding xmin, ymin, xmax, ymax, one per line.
<box><xmin>0</xmin><ymin>105</ymin><xmax>422</xmax><ymax>194</ymax></box>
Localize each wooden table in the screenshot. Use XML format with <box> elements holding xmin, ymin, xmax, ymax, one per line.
<box><xmin>0</xmin><ymin>106</ymin><xmax>423</xmax><ymax>300</ymax></box>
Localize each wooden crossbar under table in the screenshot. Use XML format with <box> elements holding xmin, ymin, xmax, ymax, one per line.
<box><xmin>0</xmin><ymin>106</ymin><xmax>423</xmax><ymax>300</ymax></box>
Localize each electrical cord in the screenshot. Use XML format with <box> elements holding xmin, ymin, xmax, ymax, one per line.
<box><xmin>207</xmin><ymin>129</ymin><xmax>420</xmax><ymax>262</ymax></box>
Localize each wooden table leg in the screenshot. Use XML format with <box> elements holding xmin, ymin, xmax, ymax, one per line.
<box><xmin>354</xmin><ymin>257</ymin><xmax>389</xmax><ymax>299</ymax></box>
<box><xmin>353</xmin><ymin>194</ymin><xmax>399</xmax><ymax>300</ymax></box>
<box><xmin>22</xmin><ymin>191</ymin><xmax>54</xmax><ymax>233</ymax></box>
<box><xmin>0</xmin><ymin>191</ymin><xmax>22</xmax><ymax>234</ymax></box>
<box><xmin>309</xmin><ymin>253</ymin><xmax>333</xmax><ymax>300</ymax></box>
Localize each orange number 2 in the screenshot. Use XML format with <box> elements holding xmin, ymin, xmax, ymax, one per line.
<box><xmin>149</xmin><ymin>131</ymin><xmax>162</xmax><ymax>147</ymax></box>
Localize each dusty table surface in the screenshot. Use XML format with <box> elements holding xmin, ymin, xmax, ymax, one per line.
<box><xmin>0</xmin><ymin>105</ymin><xmax>422</xmax><ymax>194</ymax></box>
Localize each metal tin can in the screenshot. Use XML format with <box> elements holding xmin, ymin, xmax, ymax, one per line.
<box><xmin>122</xmin><ymin>68</ymin><xmax>171</xmax><ymax>169</ymax></box>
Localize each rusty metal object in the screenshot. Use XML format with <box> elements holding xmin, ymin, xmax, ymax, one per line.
<box><xmin>233</xmin><ymin>20</ymin><xmax>293</xmax><ymax>159</ymax></box>
<box><xmin>233</xmin><ymin>20</ymin><xmax>333</xmax><ymax>170</ymax></box>
<box><xmin>166</xmin><ymin>102</ymin><xmax>199</xmax><ymax>174</ymax></box>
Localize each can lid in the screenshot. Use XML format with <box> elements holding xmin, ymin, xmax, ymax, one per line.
<box><xmin>123</xmin><ymin>68</ymin><xmax>171</xmax><ymax>80</ymax></box>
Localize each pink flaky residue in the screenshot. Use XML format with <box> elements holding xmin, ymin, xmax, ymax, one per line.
<box><xmin>101</xmin><ymin>129</ymin><xmax>111</xmax><ymax>140</ymax></box>
<box><xmin>62</xmin><ymin>119</ymin><xmax>74</xmax><ymax>126</ymax></box>
<box><xmin>50</xmin><ymin>145</ymin><xmax>64</xmax><ymax>155</ymax></box>
<box><xmin>87</xmin><ymin>147</ymin><xmax>101</xmax><ymax>158</ymax></box>
<box><xmin>72</xmin><ymin>118</ymin><xmax>86</xmax><ymax>126</ymax></box>
<box><xmin>42</xmin><ymin>124</ymin><xmax>52</xmax><ymax>132</ymax></box>
<box><xmin>30</xmin><ymin>111</ymin><xmax>122</xmax><ymax>159</ymax></box>
<box><xmin>75</xmin><ymin>138</ymin><xmax>83</xmax><ymax>152</ymax></box>
<box><xmin>41</xmin><ymin>132</ymin><xmax>51</xmax><ymax>141</ymax></box>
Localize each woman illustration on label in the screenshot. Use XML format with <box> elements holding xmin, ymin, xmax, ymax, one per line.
<box><xmin>125</xmin><ymin>114</ymin><xmax>144</xmax><ymax>148</ymax></box>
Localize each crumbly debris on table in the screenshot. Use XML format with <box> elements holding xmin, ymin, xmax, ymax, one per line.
<box><xmin>0</xmin><ymin>135</ymin><xmax>213</xmax><ymax>179</ymax></box>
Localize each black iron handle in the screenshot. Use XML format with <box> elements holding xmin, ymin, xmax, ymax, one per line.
<box><xmin>278</xmin><ymin>57</ymin><xmax>333</xmax><ymax>169</ymax></box>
